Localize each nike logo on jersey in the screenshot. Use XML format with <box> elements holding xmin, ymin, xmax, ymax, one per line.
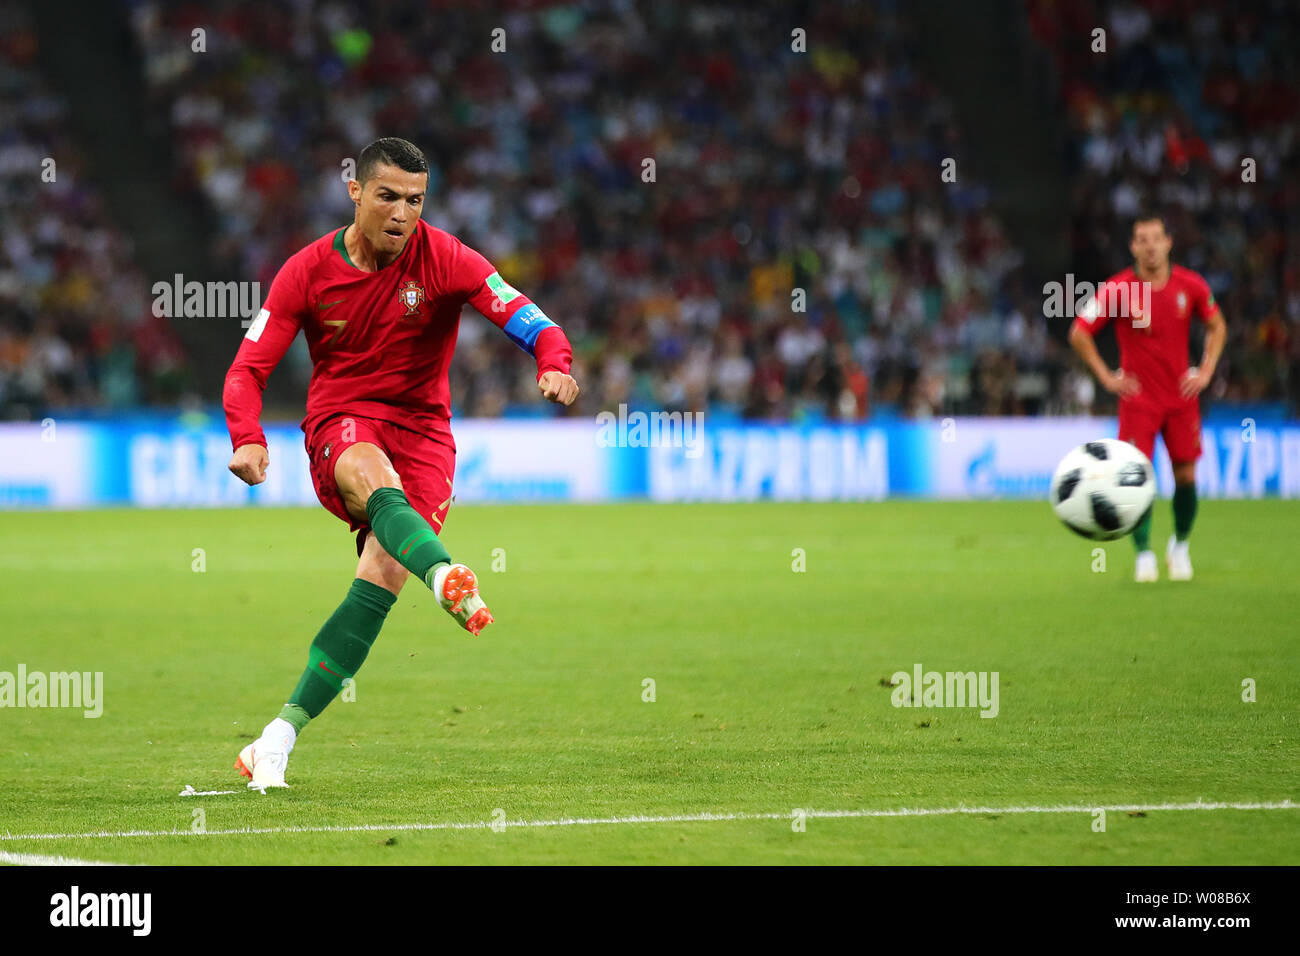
<box><xmin>316</xmin><ymin>299</ymin><xmax>345</xmax><ymax>311</ymax></box>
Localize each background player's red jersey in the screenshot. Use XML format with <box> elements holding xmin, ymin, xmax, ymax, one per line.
<box><xmin>222</xmin><ymin>220</ymin><xmax>572</xmax><ymax>449</ymax></box>
<box><xmin>1072</xmin><ymin>264</ymin><xmax>1219</xmax><ymax>408</ymax></box>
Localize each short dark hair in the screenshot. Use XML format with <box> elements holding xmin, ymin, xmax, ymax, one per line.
<box><xmin>356</xmin><ymin>137</ymin><xmax>428</xmax><ymax>184</ymax></box>
<box><xmin>1132</xmin><ymin>210</ymin><xmax>1170</xmax><ymax>236</ymax></box>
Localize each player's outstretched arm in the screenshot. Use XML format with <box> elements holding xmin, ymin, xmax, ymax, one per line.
<box><xmin>450</xmin><ymin>239</ymin><xmax>579</xmax><ymax>406</ymax></box>
<box><xmin>223</xmin><ymin>264</ymin><xmax>307</xmax><ymax>482</ymax></box>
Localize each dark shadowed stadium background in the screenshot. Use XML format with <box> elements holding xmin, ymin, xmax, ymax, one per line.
<box><xmin>0</xmin><ymin>0</ymin><xmax>1296</xmax><ymax>503</ymax></box>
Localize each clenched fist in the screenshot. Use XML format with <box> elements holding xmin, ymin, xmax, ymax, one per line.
<box><xmin>539</xmin><ymin>371</ymin><xmax>580</xmax><ymax>406</ymax></box>
<box><xmin>229</xmin><ymin>443</ymin><xmax>269</xmax><ymax>485</ymax></box>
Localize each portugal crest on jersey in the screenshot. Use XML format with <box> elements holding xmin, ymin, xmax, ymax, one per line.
<box><xmin>398</xmin><ymin>280</ymin><xmax>426</xmax><ymax>316</ymax></box>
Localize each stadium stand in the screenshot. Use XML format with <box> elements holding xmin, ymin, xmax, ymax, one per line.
<box><xmin>4</xmin><ymin>0</ymin><xmax>1293</xmax><ymax>421</ymax></box>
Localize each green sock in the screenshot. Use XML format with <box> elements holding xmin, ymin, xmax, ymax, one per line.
<box><xmin>365</xmin><ymin>486</ymin><xmax>451</xmax><ymax>588</ymax></box>
<box><xmin>1132</xmin><ymin>506</ymin><xmax>1153</xmax><ymax>552</ymax></box>
<box><xmin>1173</xmin><ymin>483</ymin><xmax>1198</xmax><ymax>541</ymax></box>
<box><xmin>277</xmin><ymin>702</ymin><xmax>310</xmax><ymax>734</ymax></box>
<box><xmin>285</xmin><ymin>578</ymin><xmax>397</xmax><ymax>723</ymax></box>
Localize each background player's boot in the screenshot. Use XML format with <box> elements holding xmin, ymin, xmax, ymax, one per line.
<box><xmin>430</xmin><ymin>562</ymin><xmax>494</xmax><ymax>635</ymax></box>
<box><xmin>1134</xmin><ymin>550</ymin><xmax>1158</xmax><ymax>583</ymax></box>
<box><xmin>1167</xmin><ymin>536</ymin><xmax>1193</xmax><ymax>581</ymax></box>
<box><xmin>235</xmin><ymin>717</ymin><xmax>295</xmax><ymax>790</ymax></box>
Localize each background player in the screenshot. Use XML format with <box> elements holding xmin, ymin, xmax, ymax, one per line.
<box><xmin>1069</xmin><ymin>212</ymin><xmax>1227</xmax><ymax>582</ymax></box>
<box><xmin>222</xmin><ymin>138</ymin><xmax>579</xmax><ymax>789</ymax></box>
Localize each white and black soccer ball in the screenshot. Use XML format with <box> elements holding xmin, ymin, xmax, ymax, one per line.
<box><xmin>1050</xmin><ymin>439</ymin><xmax>1155</xmax><ymax>541</ymax></box>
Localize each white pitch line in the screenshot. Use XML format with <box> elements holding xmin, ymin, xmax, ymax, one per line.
<box><xmin>0</xmin><ymin>800</ymin><xmax>1293</xmax><ymax>842</ymax></box>
<box><xmin>179</xmin><ymin>785</ymin><xmax>240</xmax><ymax>797</ymax></box>
<box><xmin>0</xmin><ymin>851</ymin><xmax>130</xmax><ymax>866</ymax></box>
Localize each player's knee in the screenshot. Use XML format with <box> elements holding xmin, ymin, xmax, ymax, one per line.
<box><xmin>335</xmin><ymin>442</ymin><xmax>402</xmax><ymax>507</ymax></box>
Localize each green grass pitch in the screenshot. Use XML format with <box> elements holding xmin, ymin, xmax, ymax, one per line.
<box><xmin>1</xmin><ymin>500</ymin><xmax>1296</xmax><ymax>865</ymax></box>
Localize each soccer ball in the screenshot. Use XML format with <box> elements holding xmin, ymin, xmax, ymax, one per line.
<box><xmin>1050</xmin><ymin>439</ymin><xmax>1155</xmax><ymax>540</ymax></box>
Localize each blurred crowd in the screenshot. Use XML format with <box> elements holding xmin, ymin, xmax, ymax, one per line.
<box><xmin>3</xmin><ymin>0</ymin><xmax>1295</xmax><ymax>422</ymax></box>
<box><xmin>0</xmin><ymin>5</ymin><xmax>190</xmax><ymax>419</ymax></box>
<box><xmin>1030</xmin><ymin>0</ymin><xmax>1300</xmax><ymax>408</ymax></box>
<box><xmin>124</xmin><ymin>0</ymin><xmax>1049</xmax><ymax>421</ymax></box>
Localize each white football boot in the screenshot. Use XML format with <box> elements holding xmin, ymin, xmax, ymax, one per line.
<box><xmin>1134</xmin><ymin>550</ymin><xmax>1158</xmax><ymax>583</ymax></box>
<box><xmin>1167</xmin><ymin>536</ymin><xmax>1193</xmax><ymax>581</ymax></box>
<box><xmin>235</xmin><ymin>717</ymin><xmax>295</xmax><ymax>791</ymax></box>
<box><xmin>429</xmin><ymin>562</ymin><xmax>494</xmax><ymax>635</ymax></box>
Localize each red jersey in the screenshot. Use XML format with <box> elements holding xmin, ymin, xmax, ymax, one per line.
<box><xmin>223</xmin><ymin>220</ymin><xmax>572</xmax><ymax>450</ymax></box>
<box><xmin>1072</xmin><ymin>264</ymin><xmax>1219</xmax><ymax>408</ymax></box>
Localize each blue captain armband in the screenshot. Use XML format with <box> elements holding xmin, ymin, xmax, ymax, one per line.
<box><xmin>502</xmin><ymin>304</ymin><xmax>557</xmax><ymax>354</ymax></box>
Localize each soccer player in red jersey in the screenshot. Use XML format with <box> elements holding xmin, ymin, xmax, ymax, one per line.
<box><xmin>222</xmin><ymin>138</ymin><xmax>579</xmax><ymax>789</ymax></box>
<box><xmin>1069</xmin><ymin>212</ymin><xmax>1227</xmax><ymax>583</ymax></box>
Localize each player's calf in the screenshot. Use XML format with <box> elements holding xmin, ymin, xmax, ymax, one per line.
<box><xmin>363</xmin><ymin>485</ymin><xmax>453</xmax><ymax>581</ymax></box>
<box><xmin>338</xmin><ymin>454</ymin><xmax>489</xmax><ymax>633</ymax></box>
<box><xmin>358</xmin><ymin>485</ymin><xmax>491</xmax><ymax>634</ymax></box>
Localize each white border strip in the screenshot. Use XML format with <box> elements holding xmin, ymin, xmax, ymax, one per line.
<box><xmin>2</xmin><ymin>800</ymin><xmax>1293</xmax><ymax>842</ymax></box>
